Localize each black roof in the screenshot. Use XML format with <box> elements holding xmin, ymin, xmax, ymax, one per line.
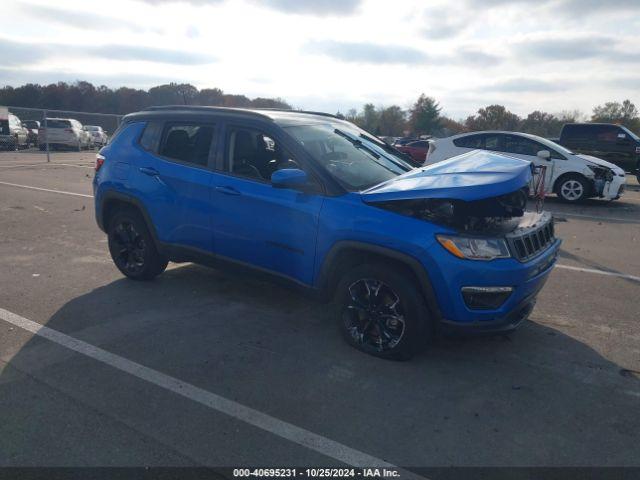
<box><xmin>124</xmin><ymin>106</ymin><xmax>343</xmax><ymax>127</ymax></box>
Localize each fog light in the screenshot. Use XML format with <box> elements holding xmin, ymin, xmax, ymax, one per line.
<box><xmin>462</xmin><ymin>286</ymin><xmax>513</xmax><ymax>310</ymax></box>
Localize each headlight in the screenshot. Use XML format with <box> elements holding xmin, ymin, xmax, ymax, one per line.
<box><xmin>436</xmin><ymin>235</ymin><xmax>511</xmax><ymax>260</ymax></box>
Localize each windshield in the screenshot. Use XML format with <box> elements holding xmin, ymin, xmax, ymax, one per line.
<box><xmin>621</xmin><ymin>125</ymin><xmax>640</xmax><ymax>141</ymax></box>
<box><xmin>285</xmin><ymin>123</ymin><xmax>413</xmax><ymax>191</ymax></box>
<box><xmin>534</xmin><ymin>134</ymin><xmax>575</xmax><ymax>155</ymax></box>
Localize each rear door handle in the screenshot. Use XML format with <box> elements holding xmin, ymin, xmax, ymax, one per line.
<box><xmin>215</xmin><ymin>186</ymin><xmax>241</xmax><ymax>196</ymax></box>
<box><xmin>139</xmin><ymin>167</ymin><xmax>159</xmax><ymax>176</ymax></box>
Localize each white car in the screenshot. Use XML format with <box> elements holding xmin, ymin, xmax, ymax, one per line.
<box><xmin>39</xmin><ymin>118</ymin><xmax>89</xmax><ymax>151</ymax></box>
<box><xmin>426</xmin><ymin>131</ymin><xmax>626</xmax><ymax>202</ymax></box>
<box><xmin>83</xmin><ymin>125</ymin><xmax>108</xmax><ymax>147</ymax></box>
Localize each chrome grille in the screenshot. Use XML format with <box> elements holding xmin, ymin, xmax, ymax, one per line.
<box><xmin>507</xmin><ymin>214</ymin><xmax>555</xmax><ymax>262</ymax></box>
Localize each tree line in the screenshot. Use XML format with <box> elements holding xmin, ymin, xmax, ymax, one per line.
<box><xmin>341</xmin><ymin>96</ymin><xmax>640</xmax><ymax>138</ymax></box>
<box><xmin>0</xmin><ymin>81</ymin><xmax>291</xmax><ymax>116</ymax></box>
<box><xmin>1</xmin><ymin>81</ymin><xmax>638</xmax><ymax>138</ymax></box>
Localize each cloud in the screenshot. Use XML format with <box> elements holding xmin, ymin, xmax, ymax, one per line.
<box><xmin>305</xmin><ymin>40</ymin><xmax>428</xmax><ymax>64</ymax></box>
<box><xmin>252</xmin><ymin>0</ymin><xmax>361</xmax><ymax>15</ymax></box>
<box><xmin>0</xmin><ymin>38</ymin><xmax>48</xmax><ymax>66</ymax></box>
<box><xmin>136</xmin><ymin>0</ymin><xmax>361</xmax><ymax>13</ymax></box>
<box><xmin>89</xmin><ymin>45</ymin><xmax>215</xmax><ymax>65</ymax></box>
<box><xmin>20</xmin><ymin>4</ymin><xmax>143</xmax><ymax>31</ymax></box>
<box><xmin>607</xmin><ymin>76</ymin><xmax>640</xmax><ymax>90</ymax></box>
<box><xmin>476</xmin><ymin>78</ymin><xmax>571</xmax><ymax>93</ymax></box>
<box><xmin>0</xmin><ymin>67</ymin><xmax>177</xmax><ymax>88</ymax></box>
<box><xmin>558</xmin><ymin>0</ymin><xmax>640</xmax><ymax>15</ymax></box>
<box><xmin>465</xmin><ymin>0</ymin><xmax>640</xmax><ymax>16</ymax></box>
<box><xmin>136</xmin><ymin>0</ymin><xmax>222</xmax><ymax>4</ymax></box>
<box><xmin>422</xmin><ymin>22</ymin><xmax>465</xmax><ymax>40</ymax></box>
<box><xmin>513</xmin><ymin>35</ymin><xmax>640</xmax><ymax>63</ymax></box>
<box><xmin>0</xmin><ymin>37</ymin><xmax>215</xmax><ymax>67</ymax></box>
<box><xmin>452</xmin><ymin>48</ymin><xmax>502</xmax><ymax>66</ymax></box>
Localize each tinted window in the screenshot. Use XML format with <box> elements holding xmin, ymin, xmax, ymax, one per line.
<box><xmin>227</xmin><ymin>127</ymin><xmax>301</xmax><ymax>182</ymax></box>
<box><xmin>139</xmin><ymin>121</ymin><xmax>163</xmax><ymax>152</ymax></box>
<box><xmin>407</xmin><ymin>140</ymin><xmax>428</xmax><ymax>148</ymax></box>
<box><xmin>46</xmin><ymin>119</ymin><xmax>71</xmax><ymax>128</ymax></box>
<box><xmin>484</xmin><ymin>134</ymin><xmax>501</xmax><ymax>150</ymax></box>
<box><xmin>595</xmin><ymin>125</ymin><xmax>621</xmax><ymax>143</ymax></box>
<box><xmin>159</xmin><ymin>123</ymin><xmax>215</xmax><ymax>166</ymax></box>
<box><xmin>502</xmin><ymin>135</ymin><xmax>540</xmax><ymax>156</ymax></box>
<box><xmin>453</xmin><ymin>134</ymin><xmax>483</xmax><ymax>148</ymax></box>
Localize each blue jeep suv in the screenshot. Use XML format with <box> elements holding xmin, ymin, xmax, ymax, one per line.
<box><xmin>94</xmin><ymin>106</ymin><xmax>560</xmax><ymax>359</ymax></box>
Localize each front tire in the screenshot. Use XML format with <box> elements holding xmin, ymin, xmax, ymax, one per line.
<box><xmin>333</xmin><ymin>263</ymin><xmax>430</xmax><ymax>360</ymax></box>
<box><xmin>557</xmin><ymin>174</ymin><xmax>590</xmax><ymax>202</ymax></box>
<box><xmin>107</xmin><ymin>209</ymin><xmax>168</xmax><ymax>280</ymax></box>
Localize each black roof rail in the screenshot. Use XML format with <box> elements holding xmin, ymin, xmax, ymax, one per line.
<box><xmin>142</xmin><ymin>105</ymin><xmax>267</xmax><ymax>116</ymax></box>
<box><xmin>142</xmin><ymin>105</ymin><xmax>339</xmax><ymax>119</ymax></box>
<box><xmin>252</xmin><ymin>108</ymin><xmax>340</xmax><ymax>119</ymax></box>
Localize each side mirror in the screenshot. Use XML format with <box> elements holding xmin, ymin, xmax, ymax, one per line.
<box><xmin>271</xmin><ymin>168</ymin><xmax>308</xmax><ymax>190</ymax></box>
<box><xmin>537</xmin><ymin>150</ymin><xmax>551</xmax><ymax>160</ymax></box>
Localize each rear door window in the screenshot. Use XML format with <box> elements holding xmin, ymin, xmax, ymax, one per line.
<box><xmin>47</xmin><ymin>120</ymin><xmax>71</xmax><ymax>129</ymax></box>
<box><xmin>158</xmin><ymin>122</ymin><xmax>216</xmax><ymax>167</ymax></box>
<box><xmin>453</xmin><ymin>134</ymin><xmax>483</xmax><ymax>148</ymax></box>
<box><xmin>502</xmin><ymin>135</ymin><xmax>540</xmax><ymax>156</ymax></box>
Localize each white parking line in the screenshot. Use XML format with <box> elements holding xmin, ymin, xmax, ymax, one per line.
<box><xmin>557</xmin><ymin>264</ymin><xmax>640</xmax><ymax>283</ymax></box>
<box><xmin>0</xmin><ymin>307</ymin><xmax>411</xmax><ymax>473</ymax></box>
<box><xmin>0</xmin><ymin>163</ymin><xmax>94</xmax><ymax>169</ymax></box>
<box><xmin>0</xmin><ymin>181</ymin><xmax>93</xmax><ymax>198</ymax></box>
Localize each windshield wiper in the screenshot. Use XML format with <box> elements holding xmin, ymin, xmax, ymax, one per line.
<box><xmin>334</xmin><ymin>129</ymin><xmax>380</xmax><ymax>159</ymax></box>
<box><xmin>358</xmin><ymin>133</ymin><xmax>413</xmax><ymax>169</ymax></box>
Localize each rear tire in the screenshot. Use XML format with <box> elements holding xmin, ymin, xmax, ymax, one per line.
<box><xmin>107</xmin><ymin>209</ymin><xmax>168</xmax><ymax>281</ymax></box>
<box><xmin>556</xmin><ymin>174</ymin><xmax>590</xmax><ymax>203</ymax></box>
<box><xmin>332</xmin><ymin>262</ymin><xmax>430</xmax><ymax>360</ymax></box>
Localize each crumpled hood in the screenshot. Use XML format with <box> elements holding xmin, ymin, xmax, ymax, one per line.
<box><xmin>361</xmin><ymin>150</ymin><xmax>532</xmax><ymax>202</ymax></box>
<box><xmin>576</xmin><ymin>154</ymin><xmax>625</xmax><ymax>174</ymax></box>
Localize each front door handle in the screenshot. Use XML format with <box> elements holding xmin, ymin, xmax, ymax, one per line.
<box><xmin>215</xmin><ymin>186</ymin><xmax>241</xmax><ymax>196</ymax></box>
<box><xmin>139</xmin><ymin>166</ymin><xmax>159</xmax><ymax>176</ymax></box>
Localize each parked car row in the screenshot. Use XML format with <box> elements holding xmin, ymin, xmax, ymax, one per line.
<box><xmin>0</xmin><ymin>109</ymin><xmax>109</xmax><ymax>152</ymax></box>
<box><xmin>422</xmin><ymin>123</ymin><xmax>637</xmax><ymax>203</ymax></box>
<box><xmin>0</xmin><ymin>112</ymin><xmax>30</xmax><ymax>150</ymax></box>
<box><xmin>427</xmin><ymin>131</ymin><xmax>626</xmax><ymax>203</ymax></box>
<box><xmin>39</xmin><ymin>118</ymin><xmax>108</xmax><ymax>151</ymax></box>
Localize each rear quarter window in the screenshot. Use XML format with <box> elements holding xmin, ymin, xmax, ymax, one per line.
<box><xmin>138</xmin><ymin>121</ymin><xmax>163</xmax><ymax>152</ymax></box>
<box><xmin>453</xmin><ymin>134</ymin><xmax>483</xmax><ymax>148</ymax></box>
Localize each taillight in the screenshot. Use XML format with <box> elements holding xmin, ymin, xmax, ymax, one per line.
<box><xmin>95</xmin><ymin>153</ymin><xmax>105</xmax><ymax>172</ymax></box>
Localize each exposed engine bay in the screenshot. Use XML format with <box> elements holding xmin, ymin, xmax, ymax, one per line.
<box><xmin>375</xmin><ymin>187</ymin><xmax>531</xmax><ymax>234</ymax></box>
<box><xmin>587</xmin><ymin>164</ymin><xmax>619</xmax><ymax>198</ymax></box>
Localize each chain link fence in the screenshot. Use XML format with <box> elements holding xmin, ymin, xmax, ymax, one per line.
<box><xmin>0</xmin><ymin>106</ymin><xmax>122</xmax><ymax>161</ymax></box>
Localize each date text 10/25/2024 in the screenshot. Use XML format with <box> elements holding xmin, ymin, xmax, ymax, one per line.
<box><xmin>233</xmin><ymin>468</ymin><xmax>402</xmax><ymax>478</ymax></box>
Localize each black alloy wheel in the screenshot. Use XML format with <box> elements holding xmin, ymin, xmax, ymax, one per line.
<box><xmin>110</xmin><ymin>221</ymin><xmax>147</xmax><ymax>275</ymax></box>
<box><xmin>334</xmin><ymin>262</ymin><xmax>429</xmax><ymax>359</ymax></box>
<box><xmin>343</xmin><ymin>278</ymin><xmax>406</xmax><ymax>353</ymax></box>
<box><xmin>107</xmin><ymin>209</ymin><xmax>168</xmax><ymax>280</ymax></box>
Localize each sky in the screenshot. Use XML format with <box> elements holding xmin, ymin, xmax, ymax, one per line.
<box><xmin>1</xmin><ymin>0</ymin><xmax>639</xmax><ymax>119</ymax></box>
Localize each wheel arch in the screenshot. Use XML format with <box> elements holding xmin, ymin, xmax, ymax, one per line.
<box><xmin>99</xmin><ymin>191</ymin><xmax>160</xmax><ymax>247</ymax></box>
<box><xmin>553</xmin><ymin>171</ymin><xmax>593</xmax><ymax>196</ymax></box>
<box><xmin>317</xmin><ymin>241</ymin><xmax>442</xmax><ymax>321</ymax></box>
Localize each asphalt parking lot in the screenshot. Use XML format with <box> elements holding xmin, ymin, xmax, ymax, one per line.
<box><xmin>0</xmin><ymin>151</ymin><xmax>639</xmax><ymax>469</ymax></box>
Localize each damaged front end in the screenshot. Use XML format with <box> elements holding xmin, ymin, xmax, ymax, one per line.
<box><xmin>361</xmin><ymin>150</ymin><xmax>556</xmax><ymax>261</ymax></box>
<box><xmin>371</xmin><ymin>188</ymin><xmax>529</xmax><ymax>235</ymax></box>
<box><xmin>587</xmin><ymin>164</ymin><xmax>625</xmax><ymax>199</ymax></box>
